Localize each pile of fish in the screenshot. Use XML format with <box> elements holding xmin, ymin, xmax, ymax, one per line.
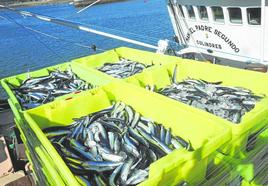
<box><xmin>11</xmin><ymin>68</ymin><xmax>93</xmax><ymax>109</ymax></box>
<box><xmin>154</xmin><ymin>67</ymin><xmax>263</xmax><ymax>123</ymax></box>
<box><xmin>44</xmin><ymin>102</ymin><xmax>193</xmax><ymax>186</ymax></box>
<box><xmin>97</xmin><ymin>58</ymin><xmax>154</xmax><ymax>79</ymax></box>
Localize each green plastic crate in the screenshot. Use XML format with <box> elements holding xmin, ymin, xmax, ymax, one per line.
<box><xmin>72</xmin><ymin>47</ymin><xmax>179</xmax><ymax>80</ymax></box>
<box><xmin>204</xmin><ymin>127</ymin><xmax>268</xmax><ymax>186</ymax></box>
<box><xmin>1</xmin><ymin>62</ymin><xmax>113</xmax><ymax>126</ymax></box>
<box><xmin>202</xmin><ymin>127</ymin><xmax>268</xmax><ymax>185</ymax></box>
<box><xmin>200</xmin><ymin>151</ymin><xmax>238</xmax><ymax>186</ymax></box>
<box><xmin>225</xmin><ymin>127</ymin><xmax>268</xmax><ymax>183</ymax></box>
<box><xmin>13</xmin><ymin>105</ymin><xmax>67</xmax><ymax>186</ymax></box>
<box><xmin>242</xmin><ymin>165</ymin><xmax>268</xmax><ymax>185</ymax></box>
<box><xmin>23</xmin><ymin>81</ymin><xmax>231</xmax><ymax>185</ymax></box>
<box><xmin>126</xmin><ymin>61</ymin><xmax>268</xmax><ymax>157</ymax></box>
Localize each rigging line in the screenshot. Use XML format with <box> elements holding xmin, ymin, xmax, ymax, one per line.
<box><xmin>5</xmin><ymin>13</ymin><xmax>162</xmax><ymax>54</ymax></box>
<box><xmin>2</xmin><ymin>5</ymin><xmax>179</xmax><ymax>52</ymax></box>
<box><xmin>0</xmin><ymin>4</ymin><xmax>159</xmax><ymax>50</ymax></box>
<box><xmin>23</xmin><ymin>25</ymin><xmax>106</xmax><ymax>52</ymax></box>
<box><xmin>1</xmin><ymin>12</ymin><xmax>66</xmax><ymax>62</ymax></box>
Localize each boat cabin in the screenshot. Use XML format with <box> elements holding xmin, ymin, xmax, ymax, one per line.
<box><xmin>167</xmin><ymin>0</ymin><xmax>268</xmax><ymax>66</ymax></box>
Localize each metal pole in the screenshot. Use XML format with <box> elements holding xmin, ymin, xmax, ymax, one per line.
<box><xmin>0</xmin><ymin>5</ymin><xmax>159</xmax><ymax>50</ymax></box>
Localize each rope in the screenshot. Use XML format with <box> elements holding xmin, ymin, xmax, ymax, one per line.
<box><xmin>1</xmin><ymin>12</ymin><xmax>66</xmax><ymax>62</ymax></box>
<box><xmin>22</xmin><ymin>25</ymin><xmax>105</xmax><ymax>52</ymax></box>
<box><xmin>1</xmin><ymin>14</ymin><xmax>108</xmax><ymax>56</ymax></box>
<box><xmin>1</xmin><ymin>4</ymin><xmax>182</xmax><ymax>55</ymax></box>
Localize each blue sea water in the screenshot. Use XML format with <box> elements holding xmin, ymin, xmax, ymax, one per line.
<box><xmin>0</xmin><ymin>0</ymin><xmax>174</xmax><ymax>97</ymax></box>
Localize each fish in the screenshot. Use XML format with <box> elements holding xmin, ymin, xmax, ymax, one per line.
<box><xmin>109</xmin><ymin>164</ymin><xmax>123</xmax><ymax>186</ymax></box>
<box><xmin>120</xmin><ymin>158</ymin><xmax>134</xmax><ymax>183</ymax></box>
<box><xmin>155</xmin><ymin>67</ymin><xmax>264</xmax><ymax>124</ymax></box>
<box><xmin>75</xmin><ymin>175</ymin><xmax>92</xmax><ymax>186</ymax></box>
<box><xmin>44</xmin><ymin>102</ymin><xmax>193</xmax><ymax>185</ymax></box>
<box><xmin>172</xmin><ymin>64</ymin><xmax>177</xmax><ymax>83</ymax></box>
<box><xmin>10</xmin><ymin>67</ymin><xmax>93</xmax><ymax>110</ymax></box>
<box><xmin>81</xmin><ymin>161</ymin><xmax>124</xmax><ymax>172</ymax></box>
<box><xmin>97</xmin><ymin>58</ymin><xmax>154</xmax><ymax>79</ymax></box>
<box><xmin>93</xmin><ymin>174</ymin><xmax>107</xmax><ymax>186</ymax></box>
<box><xmin>126</xmin><ymin>169</ymin><xmax>149</xmax><ymax>185</ymax></box>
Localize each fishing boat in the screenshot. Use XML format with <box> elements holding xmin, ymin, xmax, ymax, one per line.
<box><xmin>166</xmin><ymin>0</ymin><xmax>268</xmax><ymax>69</ymax></box>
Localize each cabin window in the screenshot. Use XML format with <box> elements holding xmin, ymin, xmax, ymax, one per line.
<box><xmin>186</xmin><ymin>5</ymin><xmax>196</xmax><ymax>19</ymax></box>
<box><xmin>197</xmin><ymin>6</ymin><xmax>208</xmax><ymax>20</ymax></box>
<box><xmin>247</xmin><ymin>8</ymin><xmax>261</xmax><ymax>25</ymax></box>
<box><xmin>177</xmin><ymin>5</ymin><xmax>185</xmax><ymax>17</ymax></box>
<box><xmin>211</xmin><ymin>6</ymin><xmax>225</xmax><ymax>23</ymax></box>
<box><xmin>228</xmin><ymin>8</ymin><xmax>242</xmax><ymax>24</ymax></box>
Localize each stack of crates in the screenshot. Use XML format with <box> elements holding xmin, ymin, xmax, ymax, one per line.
<box><xmin>1</xmin><ymin>47</ymin><xmax>268</xmax><ymax>185</ymax></box>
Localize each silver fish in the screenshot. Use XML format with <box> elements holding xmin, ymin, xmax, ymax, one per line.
<box><xmin>156</xmin><ymin>67</ymin><xmax>263</xmax><ymax>124</ymax></box>
<box><xmin>97</xmin><ymin>58</ymin><xmax>154</xmax><ymax>79</ymax></box>
<box><xmin>11</xmin><ymin>67</ymin><xmax>93</xmax><ymax>110</ymax></box>
<box><xmin>44</xmin><ymin>102</ymin><xmax>193</xmax><ymax>185</ymax></box>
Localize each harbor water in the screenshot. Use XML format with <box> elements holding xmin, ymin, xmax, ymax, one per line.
<box><xmin>0</xmin><ymin>0</ymin><xmax>174</xmax><ymax>97</ymax></box>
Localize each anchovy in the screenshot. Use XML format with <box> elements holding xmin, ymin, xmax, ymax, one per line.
<box><xmin>172</xmin><ymin>64</ymin><xmax>177</xmax><ymax>83</ymax></box>
<box><xmin>156</xmin><ymin>67</ymin><xmax>264</xmax><ymax>124</ymax></box>
<box><xmin>44</xmin><ymin>102</ymin><xmax>192</xmax><ymax>185</ymax></box>
<box><xmin>109</xmin><ymin>164</ymin><xmax>123</xmax><ymax>186</ymax></box>
<box><xmin>53</xmin><ymin>143</ymin><xmax>80</xmax><ymax>159</ymax></box>
<box><xmin>128</xmin><ymin>127</ymin><xmax>149</xmax><ymax>148</ymax></box>
<box><xmin>126</xmin><ymin>169</ymin><xmax>149</xmax><ymax>185</ymax></box>
<box><xmin>171</xmin><ymin>138</ymin><xmax>182</xmax><ymax>149</ymax></box>
<box><xmin>45</xmin><ymin>129</ymin><xmax>71</xmax><ymax>139</ymax></box>
<box><xmin>97</xmin><ymin>58</ymin><xmax>154</xmax><ymax>79</ymax></box>
<box><xmin>165</xmin><ymin>128</ymin><xmax>172</xmax><ymax>145</ymax></box>
<box><xmin>100</xmin><ymin>152</ymin><xmax>125</xmax><ymax>162</ymax></box>
<box><xmin>72</xmin><ymin>146</ymin><xmax>96</xmax><ymax>161</ymax></box>
<box><xmin>81</xmin><ymin>161</ymin><xmax>123</xmax><ymax>172</ymax></box>
<box><xmin>93</xmin><ymin>174</ymin><xmax>107</xmax><ymax>186</ymax></box>
<box><xmin>120</xmin><ymin>158</ymin><xmax>134</xmax><ymax>183</ymax></box>
<box><xmin>75</xmin><ymin>175</ymin><xmax>92</xmax><ymax>186</ymax></box>
<box><xmin>113</xmin><ymin>135</ymin><xmax>121</xmax><ymax>154</ymax></box>
<box><xmin>10</xmin><ymin>67</ymin><xmax>93</xmax><ymax>110</ymax></box>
